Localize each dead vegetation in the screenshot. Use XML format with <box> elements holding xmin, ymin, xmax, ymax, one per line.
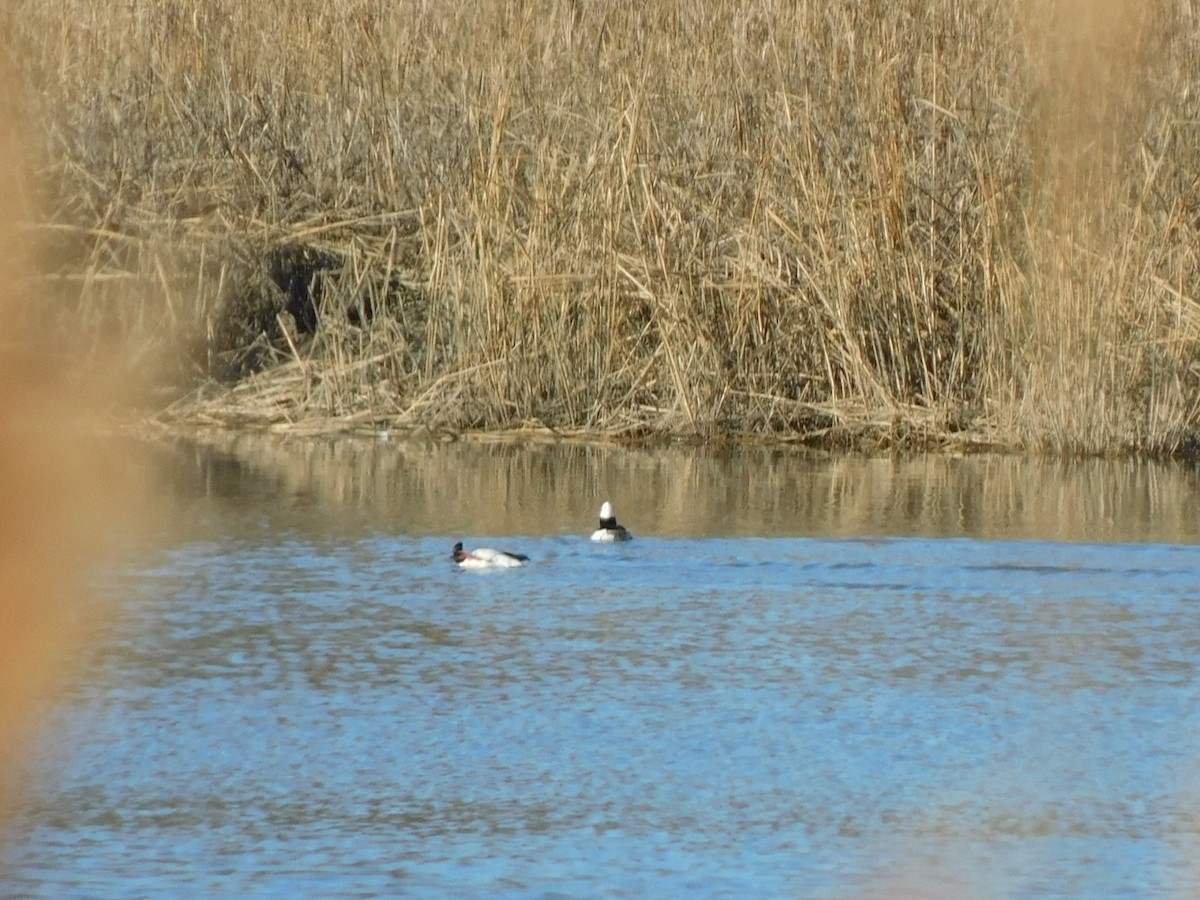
<box><xmin>7</xmin><ymin>0</ymin><xmax>1200</xmax><ymax>452</ymax></box>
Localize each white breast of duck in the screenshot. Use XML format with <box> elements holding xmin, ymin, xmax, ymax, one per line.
<box><xmin>451</xmin><ymin>542</ymin><xmax>529</xmax><ymax>568</ymax></box>
<box><xmin>590</xmin><ymin>501</ymin><xmax>632</xmax><ymax>542</ymax></box>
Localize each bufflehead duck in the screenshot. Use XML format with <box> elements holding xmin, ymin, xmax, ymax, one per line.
<box><xmin>451</xmin><ymin>541</ymin><xmax>529</xmax><ymax>569</ymax></box>
<box><xmin>590</xmin><ymin>501</ymin><xmax>632</xmax><ymax>542</ymax></box>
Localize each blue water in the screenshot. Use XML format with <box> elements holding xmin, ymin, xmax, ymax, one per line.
<box><xmin>5</xmin><ymin>441</ymin><xmax>1200</xmax><ymax>897</ymax></box>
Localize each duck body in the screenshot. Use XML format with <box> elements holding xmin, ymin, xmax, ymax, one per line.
<box><xmin>451</xmin><ymin>541</ymin><xmax>529</xmax><ymax>569</ymax></box>
<box><xmin>590</xmin><ymin>501</ymin><xmax>633</xmax><ymax>542</ymax></box>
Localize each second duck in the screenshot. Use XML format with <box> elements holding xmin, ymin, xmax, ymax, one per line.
<box><xmin>590</xmin><ymin>501</ymin><xmax>633</xmax><ymax>542</ymax></box>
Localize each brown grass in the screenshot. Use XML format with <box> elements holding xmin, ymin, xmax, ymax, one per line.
<box><xmin>6</xmin><ymin>0</ymin><xmax>1200</xmax><ymax>453</ymax></box>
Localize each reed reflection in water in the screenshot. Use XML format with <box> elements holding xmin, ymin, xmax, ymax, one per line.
<box><xmin>155</xmin><ymin>431</ymin><xmax>1200</xmax><ymax>544</ymax></box>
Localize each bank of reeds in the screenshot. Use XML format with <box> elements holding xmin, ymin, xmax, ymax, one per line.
<box><xmin>6</xmin><ymin>0</ymin><xmax>1200</xmax><ymax>452</ymax></box>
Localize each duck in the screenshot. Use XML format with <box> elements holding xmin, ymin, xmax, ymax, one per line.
<box><xmin>590</xmin><ymin>501</ymin><xmax>633</xmax><ymax>542</ymax></box>
<box><xmin>451</xmin><ymin>541</ymin><xmax>529</xmax><ymax>569</ymax></box>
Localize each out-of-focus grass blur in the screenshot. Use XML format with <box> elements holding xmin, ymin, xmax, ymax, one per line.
<box><xmin>0</xmin><ymin>59</ymin><xmax>131</xmax><ymax>819</ymax></box>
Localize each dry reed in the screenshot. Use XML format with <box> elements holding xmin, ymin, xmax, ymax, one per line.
<box><xmin>6</xmin><ymin>0</ymin><xmax>1200</xmax><ymax>453</ymax></box>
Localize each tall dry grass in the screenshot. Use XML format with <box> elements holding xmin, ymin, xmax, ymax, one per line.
<box><xmin>5</xmin><ymin>0</ymin><xmax>1200</xmax><ymax>452</ymax></box>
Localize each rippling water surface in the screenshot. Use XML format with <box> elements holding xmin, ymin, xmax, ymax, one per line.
<box><xmin>6</xmin><ymin>436</ymin><xmax>1200</xmax><ymax>897</ymax></box>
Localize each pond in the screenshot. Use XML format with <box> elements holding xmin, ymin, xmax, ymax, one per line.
<box><xmin>5</xmin><ymin>434</ymin><xmax>1200</xmax><ymax>898</ymax></box>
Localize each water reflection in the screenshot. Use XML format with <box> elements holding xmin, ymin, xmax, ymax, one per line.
<box><xmin>148</xmin><ymin>431</ymin><xmax>1200</xmax><ymax>544</ymax></box>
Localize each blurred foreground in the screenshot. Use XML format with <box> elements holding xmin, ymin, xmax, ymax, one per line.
<box><xmin>0</xmin><ymin>63</ymin><xmax>132</xmax><ymax>819</ymax></box>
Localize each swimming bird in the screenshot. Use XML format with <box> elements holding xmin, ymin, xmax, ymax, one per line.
<box><xmin>451</xmin><ymin>541</ymin><xmax>529</xmax><ymax>569</ymax></box>
<box><xmin>590</xmin><ymin>501</ymin><xmax>633</xmax><ymax>542</ymax></box>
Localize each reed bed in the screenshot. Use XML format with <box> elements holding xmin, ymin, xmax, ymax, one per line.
<box><xmin>6</xmin><ymin>0</ymin><xmax>1200</xmax><ymax>452</ymax></box>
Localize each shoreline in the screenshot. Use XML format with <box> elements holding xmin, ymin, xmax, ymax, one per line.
<box><xmin>139</xmin><ymin>394</ymin><xmax>1106</xmax><ymax>460</ymax></box>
